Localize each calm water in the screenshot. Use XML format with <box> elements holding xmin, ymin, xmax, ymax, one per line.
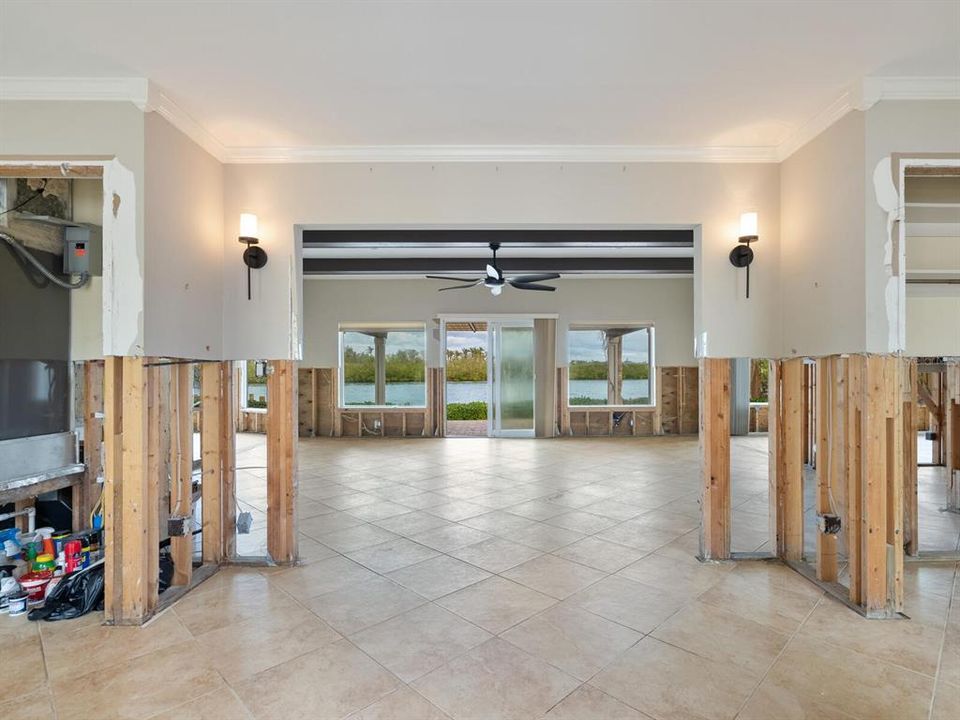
<box><xmin>342</xmin><ymin>379</ymin><xmax>650</xmax><ymax>406</ymax></box>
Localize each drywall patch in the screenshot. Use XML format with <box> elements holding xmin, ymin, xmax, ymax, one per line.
<box><xmin>102</xmin><ymin>158</ymin><xmax>144</xmax><ymax>355</ymax></box>
<box><xmin>872</xmin><ymin>156</ymin><xmax>901</xmax><ymax>352</ymax></box>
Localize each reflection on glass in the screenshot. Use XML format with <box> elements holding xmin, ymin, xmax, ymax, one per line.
<box><xmin>499</xmin><ymin>326</ymin><xmax>535</xmax><ymax>431</ymax></box>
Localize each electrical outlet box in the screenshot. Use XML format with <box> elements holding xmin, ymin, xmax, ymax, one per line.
<box><xmin>925</xmin><ymin>431</ymin><xmax>938</xmax><ymax>441</ymax></box>
<box><xmin>167</xmin><ymin>516</ymin><xmax>191</xmax><ymax>537</ymax></box>
<box><xmin>817</xmin><ymin>513</ymin><xmax>842</xmax><ymax>535</ymax></box>
<box><xmin>373</xmin><ymin>419</ymin><xmax>382</xmax><ymax>431</ymax></box>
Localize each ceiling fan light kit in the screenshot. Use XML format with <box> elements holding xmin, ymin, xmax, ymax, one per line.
<box><xmin>427</xmin><ymin>242</ymin><xmax>561</xmax><ymax>295</ymax></box>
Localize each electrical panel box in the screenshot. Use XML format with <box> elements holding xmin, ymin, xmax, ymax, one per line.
<box><xmin>63</xmin><ymin>225</ymin><xmax>91</xmax><ymax>275</ymax></box>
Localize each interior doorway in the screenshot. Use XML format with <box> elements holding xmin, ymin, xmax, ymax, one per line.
<box><xmin>442</xmin><ymin>318</ymin><xmax>536</xmax><ymax>438</ymax></box>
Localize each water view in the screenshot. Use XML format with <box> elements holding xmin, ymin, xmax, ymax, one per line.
<box><xmin>342</xmin><ymin>378</ymin><xmax>651</xmax><ymax>406</ymax></box>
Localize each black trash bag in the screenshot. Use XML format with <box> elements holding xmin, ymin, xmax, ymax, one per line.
<box><xmin>28</xmin><ymin>562</ymin><xmax>104</xmax><ymax>622</ymax></box>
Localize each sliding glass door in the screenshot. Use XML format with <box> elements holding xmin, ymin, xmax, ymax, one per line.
<box><xmin>491</xmin><ymin>321</ymin><xmax>535</xmax><ymax>437</ymax></box>
<box><xmin>441</xmin><ymin>318</ymin><xmax>536</xmax><ymax>438</ymax></box>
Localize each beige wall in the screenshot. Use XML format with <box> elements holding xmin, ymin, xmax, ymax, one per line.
<box><xmin>225</xmin><ymin>162</ymin><xmax>781</xmax><ymax>361</ymax></box>
<box><xmin>143</xmin><ymin>112</ymin><xmax>224</xmax><ymax>358</ymax></box>
<box><xmin>906</xmin><ymin>286</ymin><xmax>960</xmax><ymax>356</ymax></box>
<box><xmin>779</xmin><ymin>111</ymin><xmax>867</xmax><ymax>357</ymax></box>
<box><xmin>302</xmin><ymin>277</ymin><xmax>695</xmax><ymax>368</ymax></box>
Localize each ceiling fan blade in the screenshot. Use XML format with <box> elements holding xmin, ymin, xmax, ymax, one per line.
<box><xmin>508</xmin><ymin>273</ymin><xmax>561</xmax><ymax>284</ymax></box>
<box><xmin>438</xmin><ymin>282</ymin><xmax>482</xmax><ymax>291</ymax></box>
<box><xmin>486</xmin><ymin>263</ymin><xmax>502</xmax><ymax>280</ymax></box>
<box><xmin>508</xmin><ymin>281</ymin><xmax>556</xmax><ymax>292</ymax></box>
<box><xmin>427</xmin><ymin>275</ymin><xmax>481</xmax><ymax>283</ymax></box>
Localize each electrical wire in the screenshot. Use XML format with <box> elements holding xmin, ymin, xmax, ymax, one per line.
<box><xmin>0</xmin><ymin>179</ymin><xmax>47</xmax><ymax>218</ymax></box>
<box><xmin>0</xmin><ymin>231</ymin><xmax>90</xmax><ymax>289</ymax></box>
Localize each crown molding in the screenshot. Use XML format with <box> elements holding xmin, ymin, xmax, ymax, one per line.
<box><xmin>776</xmin><ymin>76</ymin><xmax>960</xmax><ymax>161</ymax></box>
<box><xmin>142</xmin><ymin>83</ymin><xmax>227</xmax><ymax>161</ymax></box>
<box><xmin>2</xmin><ymin>75</ymin><xmax>958</xmax><ymax>166</ymax></box>
<box><xmin>223</xmin><ymin>144</ymin><xmax>779</xmax><ymax>164</ymax></box>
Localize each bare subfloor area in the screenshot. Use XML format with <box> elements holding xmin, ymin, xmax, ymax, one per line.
<box><xmin>2</xmin><ymin>435</ymin><xmax>957</xmax><ymax>719</ymax></box>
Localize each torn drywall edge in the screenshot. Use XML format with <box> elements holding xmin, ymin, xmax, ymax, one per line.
<box><xmin>102</xmin><ymin>158</ymin><xmax>144</xmax><ymax>355</ymax></box>
<box><xmin>872</xmin><ymin>156</ymin><xmax>903</xmax><ymax>353</ymax></box>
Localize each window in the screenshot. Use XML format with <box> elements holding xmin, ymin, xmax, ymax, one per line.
<box><xmin>241</xmin><ymin>360</ymin><xmax>268</xmax><ymax>410</ymax></box>
<box><xmin>340</xmin><ymin>325</ymin><xmax>426</xmax><ymax>407</ymax></box>
<box><xmin>568</xmin><ymin>325</ymin><xmax>654</xmax><ymax>406</ymax></box>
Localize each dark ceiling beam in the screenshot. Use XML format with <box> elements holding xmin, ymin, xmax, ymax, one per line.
<box><xmin>303</xmin><ymin>256</ymin><xmax>693</xmax><ymax>275</ymax></box>
<box><xmin>301</xmin><ymin>228</ymin><xmax>693</xmax><ymax>248</ymax></box>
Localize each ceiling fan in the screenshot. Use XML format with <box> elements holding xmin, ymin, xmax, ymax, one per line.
<box><xmin>427</xmin><ymin>242</ymin><xmax>560</xmax><ymax>296</ymax></box>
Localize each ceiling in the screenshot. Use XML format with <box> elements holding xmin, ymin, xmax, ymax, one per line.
<box><xmin>1</xmin><ymin>1</ymin><xmax>958</xmax><ymax>161</ymax></box>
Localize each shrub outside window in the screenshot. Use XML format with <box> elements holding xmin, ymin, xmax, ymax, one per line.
<box><xmin>568</xmin><ymin>325</ymin><xmax>654</xmax><ymax>406</ymax></box>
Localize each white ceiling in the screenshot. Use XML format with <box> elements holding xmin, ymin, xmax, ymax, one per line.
<box><xmin>1</xmin><ymin>1</ymin><xmax>958</xmax><ymax>160</ymax></box>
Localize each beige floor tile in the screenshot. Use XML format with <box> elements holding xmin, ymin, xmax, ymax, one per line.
<box><xmin>299</xmin><ymin>510</ymin><xmax>366</xmax><ymax>538</ymax></box>
<box><xmin>305</xmin><ymin>575</ymin><xmax>427</xmax><ymax>635</ymax></box>
<box><xmin>651</xmin><ymin>601</ymin><xmax>789</xmax><ymax>676</ymax></box>
<box><xmin>426</xmin><ymin>500</ymin><xmax>491</xmax><ymax>521</ymax></box>
<box><xmin>413</xmin><ymin>638</ymin><xmax>580</xmax><ymax>720</ymax></box>
<box><xmin>937</xmin><ymin>618</ymin><xmax>959</xmax><ymax>687</ymax></box>
<box><xmin>234</xmin><ymin>638</ymin><xmax>400</xmax><ymax>720</ymax></box>
<box><xmin>553</xmin><ymin>536</ymin><xmax>649</xmax><ymax>573</ymax></box>
<box><xmin>502</xmin><ymin>603</ymin><xmax>642</xmax><ymax>681</ymax></box>
<box><xmin>698</xmin><ymin>568</ymin><xmax>822</xmax><ymax>634</ymax></box>
<box><xmin>543</xmin><ymin>685</ymin><xmax>653</xmax><ymax>720</ymax></box>
<box><xmin>450</xmin><ymin>536</ymin><xmax>544</xmax><ymax>573</ymax></box>
<box><xmin>738</xmin><ymin>634</ymin><xmax>934</xmax><ymax>720</ymax></box>
<box><xmin>42</xmin><ymin>610</ymin><xmax>192</xmax><ymax>681</ymax></box>
<box><xmin>460</xmin><ymin>510</ymin><xmax>540</xmax><ymax>535</ymax></box>
<box><xmin>194</xmin><ymin>604</ymin><xmax>340</xmax><ymax>683</ymax></box>
<box><xmin>319</xmin><ymin>523</ymin><xmax>401</xmax><ymax>552</ymax></box>
<box><xmin>374</xmin><ymin>510</ymin><xmax>452</xmax><ymax>536</ymax></box>
<box><xmin>502</xmin><ymin>554</ymin><xmax>607</xmax><ymax>600</ymax></box>
<box><xmin>544</xmin><ymin>510</ymin><xmax>619</xmax><ymax>534</ymax></box>
<box><xmin>596</xmin><ymin>520</ymin><xmax>682</xmax><ymax>552</ymax></box>
<box><xmin>295</xmin><ymin>533</ymin><xmax>340</xmax><ymax>565</ymax></box>
<box><xmin>322</xmin><ymin>492</ymin><xmax>382</xmax><ymax>510</ymax></box>
<box><xmin>0</xmin><ymin>632</ymin><xmax>46</xmax><ymax>704</ymax></box>
<box><xmin>505</xmin><ymin>522</ymin><xmax>586</xmax><ymax>552</ymax></box>
<box><xmin>346</xmin><ymin>500</ymin><xmax>416</xmax><ymax>522</ymax></box>
<box><xmin>567</xmin><ymin>575</ymin><xmax>688</xmax><ymax>633</ymax></box>
<box><xmin>387</xmin><ymin>555</ymin><xmax>492</xmax><ymax>599</ymax></box>
<box><xmin>146</xmin><ymin>687</ymin><xmax>254</xmax><ymax>720</ymax></box>
<box><xmin>53</xmin><ymin>639</ymin><xmax>225</xmax><ymax>720</ymax></box>
<box><xmin>593</xmin><ymin>636</ymin><xmax>759</xmax><ymax>720</ymax></box>
<box><xmin>801</xmin><ymin>597</ymin><xmax>944</xmax><ymax>677</ymax></box>
<box><xmin>578</xmin><ymin>499</ymin><xmax>651</xmax><ymax>521</ymax></box>
<box><xmin>173</xmin><ymin>569</ymin><xmax>302</xmax><ymax>636</ymax></box>
<box><xmin>351</xmin><ymin>604</ymin><xmax>492</xmax><ymax>682</ymax></box>
<box><xmin>931</xmin><ymin>679</ymin><xmax>960</xmax><ymax>720</ymax></box>
<box><xmin>437</xmin><ymin>576</ymin><xmax>557</xmax><ymax>633</ymax></box>
<box><xmin>266</xmin><ymin>554</ymin><xmax>379</xmax><ymax>602</ymax></box>
<box><xmin>345</xmin><ymin>687</ymin><xmax>451</xmax><ymax>720</ymax></box>
<box><xmin>410</xmin><ymin>524</ymin><xmax>492</xmax><ymax>552</ymax></box>
<box><xmin>0</xmin><ymin>688</ymin><xmax>54</xmax><ymax>720</ymax></box>
<box><xmin>505</xmin><ymin>499</ymin><xmax>572</xmax><ymax>521</ymax></box>
<box><xmin>346</xmin><ymin>537</ymin><xmax>440</xmax><ymax>573</ymax></box>
<box><xmin>616</xmin><ymin>551</ymin><xmax>730</xmax><ymax>598</ymax></box>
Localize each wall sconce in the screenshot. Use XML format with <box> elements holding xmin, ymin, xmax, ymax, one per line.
<box><xmin>729</xmin><ymin>211</ymin><xmax>758</xmax><ymax>298</ymax></box>
<box><xmin>239</xmin><ymin>213</ymin><xmax>267</xmax><ymax>300</ymax></box>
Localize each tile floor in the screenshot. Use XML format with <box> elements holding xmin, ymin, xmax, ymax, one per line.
<box><xmin>2</xmin><ymin>434</ymin><xmax>958</xmax><ymax>720</ymax></box>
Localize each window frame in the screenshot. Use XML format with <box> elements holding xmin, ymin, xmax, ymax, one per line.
<box><xmin>239</xmin><ymin>360</ymin><xmax>268</xmax><ymax>413</ymax></box>
<box><xmin>566</xmin><ymin>323</ymin><xmax>656</xmax><ymax>409</ymax></box>
<box><xmin>338</xmin><ymin>323</ymin><xmax>428</xmax><ymax>409</ymax></box>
